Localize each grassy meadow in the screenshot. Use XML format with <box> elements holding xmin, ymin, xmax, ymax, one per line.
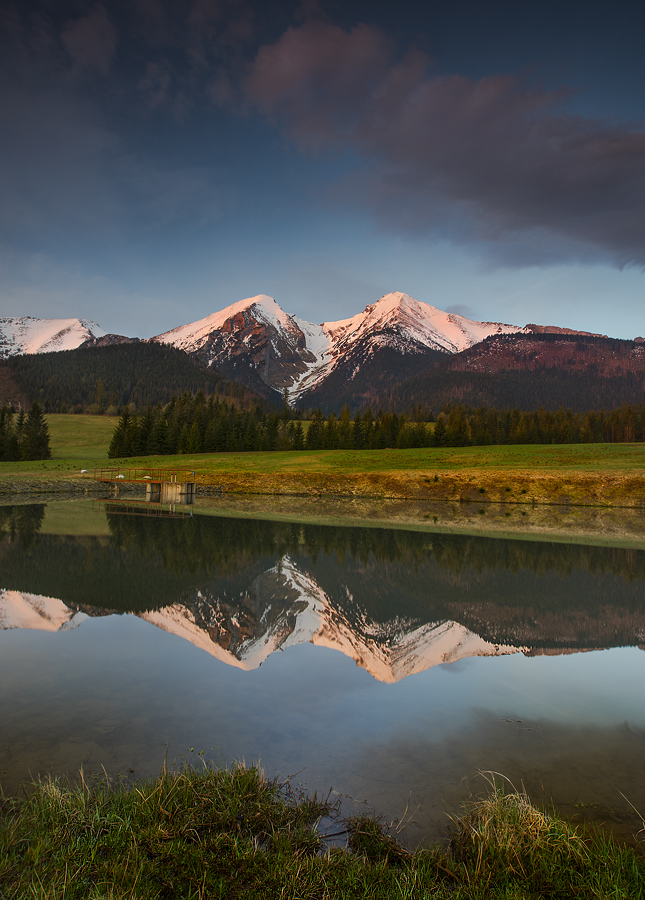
<box><xmin>45</xmin><ymin>413</ymin><xmax>116</xmax><ymax>459</ymax></box>
<box><xmin>2</xmin><ymin>413</ymin><xmax>644</xmax><ymax>474</ymax></box>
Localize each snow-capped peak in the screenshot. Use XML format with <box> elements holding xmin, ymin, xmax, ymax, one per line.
<box><xmin>0</xmin><ymin>316</ymin><xmax>106</xmax><ymax>359</ymax></box>
<box><xmin>152</xmin><ymin>294</ymin><xmax>299</xmax><ymax>352</ymax></box>
<box><xmin>322</xmin><ymin>291</ymin><xmax>524</xmax><ymax>355</ymax></box>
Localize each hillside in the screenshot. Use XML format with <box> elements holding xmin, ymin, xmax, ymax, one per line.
<box><xmin>380</xmin><ymin>334</ymin><xmax>645</xmax><ymax>414</ymax></box>
<box><xmin>2</xmin><ymin>342</ymin><xmax>263</xmax><ymax>413</ymax></box>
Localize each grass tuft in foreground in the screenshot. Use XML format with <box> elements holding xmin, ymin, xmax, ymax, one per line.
<box><xmin>1</xmin><ymin>763</ymin><xmax>643</xmax><ymax>899</ymax></box>
<box><xmin>449</xmin><ymin>780</ymin><xmax>644</xmax><ymax>898</ymax></box>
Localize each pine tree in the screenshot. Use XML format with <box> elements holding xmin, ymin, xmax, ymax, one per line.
<box><xmin>108</xmin><ymin>409</ymin><xmax>135</xmax><ymax>458</ymax></box>
<box><xmin>21</xmin><ymin>403</ymin><xmax>51</xmax><ymax>460</ymax></box>
<box><xmin>432</xmin><ymin>417</ymin><xmax>447</xmax><ymax>446</ymax></box>
<box><xmin>292</xmin><ymin>421</ymin><xmax>304</xmax><ymax>450</ymax></box>
<box><xmin>186</xmin><ymin>421</ymin><xmax>203</xmax><ymax>454</ymax></box>
<box><xmin>305</xmin><ymin>410</ymin><xmax>324</xmax><ymax>449</ymax></box>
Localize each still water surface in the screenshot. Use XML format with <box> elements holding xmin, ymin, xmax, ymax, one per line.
<box><xmin>1</xmin><ymin>499</ymin><xmax>644</xmax><ymax>846</ymax></box>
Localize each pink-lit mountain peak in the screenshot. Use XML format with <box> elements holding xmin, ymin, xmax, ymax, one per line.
<box><xmin>152</xmin><ymin>294</ymin><xmax>299</xmax><ymax>351</ymax></box>
<box><xmin>322</xmin><ymin>292</ymin><xmax>524</xmax><ymax>354</ymax></box>
<box><xmin>147</xmin><ymin>290</ymin><xmax>530</xmax><ymax>400</ymax></box>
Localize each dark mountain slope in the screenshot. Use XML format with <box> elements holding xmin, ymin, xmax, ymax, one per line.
<box><xmin>297</xmin><ymin>342</ymin><xmax>446</xmax><ymax>413</ymax></box>
<box><xmin>381</xmin><ymin>334</ymin><xmax>645</xmax><ymax>413</ymax></box>
<box><xmin>4</xmin><ymin>342</ymin><xmax>263</xmax><ymax>412</ymax></box>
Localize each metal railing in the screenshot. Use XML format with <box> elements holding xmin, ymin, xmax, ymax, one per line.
<box><xmin>93</xmin><ymin>467</ymin><xmax>196</xmax><ymax>484</ymax></box>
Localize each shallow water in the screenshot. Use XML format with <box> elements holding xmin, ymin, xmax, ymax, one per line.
<box><xmin>1</xmin><ymin>499</ymin><xmax>644</xmax><ymax>847</ymax></box>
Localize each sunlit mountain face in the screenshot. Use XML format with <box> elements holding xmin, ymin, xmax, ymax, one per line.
<box><xmin>0</xmin><ymin>317</ymin><xmax>105</xmax><ymax>358</ymax></box>
<box><xmin>2</xmin><ymin>505</ymin><xmax>645</xmax><ymax>682</ymax></box>
<box><xmin>138</xmin><ymin>555</ymin><xmax>521</xmax><ymax>682</ymax></box>
<box><xmin>150</xmin><ymin>292</ymin><xmax>529</xmax><ymax>403</ymax></box>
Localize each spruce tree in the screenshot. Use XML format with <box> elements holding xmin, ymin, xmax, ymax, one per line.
<box><xmin>108</xmin><ymin>409</ymin><xmax>135</xmax><ymax>458</ymax></box>
<box><xmin>21</xmin><ymin>403</ymin><xmax>51</xmax><ymax>460</ymax></box>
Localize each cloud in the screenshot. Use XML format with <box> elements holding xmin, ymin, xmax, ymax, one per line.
<box><xmin>61</xmin><ymin>5</ymin><xmax>116</xmax><ymax>75</ymax></box>
<box><xmin>245</xmin><ymin>21</ymin><xmax>645</xmax><ymax>268</ymax></box>
<box><xmin>125</xmin><ymin>0</ymin><xmax>256</xmax><ymax>114</ymax></box>
<box><xmin>0</xmin><ymin>1</ymin><xmax>255</xmax><ymax>258</ymax></box>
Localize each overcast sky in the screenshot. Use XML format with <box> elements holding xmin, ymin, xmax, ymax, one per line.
<box><xmin>1</xmin><ymin>0</ymin><xmax>644</xmax><ymax>339</ymax></box>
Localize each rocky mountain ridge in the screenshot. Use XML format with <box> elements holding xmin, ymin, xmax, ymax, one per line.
<box><xmin>2</xmin><ymin>293</ymin><xmax>636</xmax><ymax>410</ymax></box>
<box><xmin>150</xmin><ymin>291</ymin><xmax>597</xmax><ymax>404</ymax></box>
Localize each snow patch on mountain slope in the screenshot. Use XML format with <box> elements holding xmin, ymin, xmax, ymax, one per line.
<box><xmin>0</xmin><ymin>317</ymin><xmax>105</xmax><ymax>358</ymax></box>
<box><xmin>289</xmin><ymin>316</ymin><xmax>331</xmax><ymax>396</ymax></box>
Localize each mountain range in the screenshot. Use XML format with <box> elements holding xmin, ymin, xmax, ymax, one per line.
<box><xmin>1</xmin><ymin>292</ymin><xmax>643</xmax><ymax>411</ymax></box>
<box><xmin>150</xmin><ymin>292</ymin><xmax>534</xmax><ymax>400</ymax></box>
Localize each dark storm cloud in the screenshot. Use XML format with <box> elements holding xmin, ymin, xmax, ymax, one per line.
<box><xmin>245</xmin><ymin>21</ymin><xmax>645</xmax><ymax>268</ymax></box>
<box><xmin>0</xmin><ymin>81</ymin><xmax>230</xmax><ymax>240</ymax></box>
<box><xmin>3</xmin><ymin>3</ymin><xmax>644</xmax><ymax>271</ymax></box>
<box><xmin>127</xmin><ymin>0</ymin><xmax>257</xmax><ymax>114</ymax></box>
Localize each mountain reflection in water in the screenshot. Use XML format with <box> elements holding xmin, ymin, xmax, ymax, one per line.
<box><xmin>2</xmin><ymin>504</ymin><xmax>645</xmax><ymax>680</ymax></box>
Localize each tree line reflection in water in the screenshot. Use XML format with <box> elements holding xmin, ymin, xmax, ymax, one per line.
<box><xmin>1</xmin><ymin>503</ymin><xmax>645</xmax><ymax>653</ymax></box>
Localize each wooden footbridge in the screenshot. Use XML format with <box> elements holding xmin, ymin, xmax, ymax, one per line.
<box><xmin>93</xmin><ymin>467</ymin><xmax>197</xmax><ymax>504</ymax></box>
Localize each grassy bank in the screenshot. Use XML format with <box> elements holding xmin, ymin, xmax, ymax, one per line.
<box><xmin>3</xmin><ymin>445</ymin><xmax>645</xmax><ymax>508</ymax></box>
<box><xmin>1</xmin><ymin>764</ymin><xmax>643</xmax><ymax>899</ymax></box>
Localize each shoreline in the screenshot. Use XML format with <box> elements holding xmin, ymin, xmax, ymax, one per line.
<box><xmin>2</xmin><ymin>466</ymin><xmax>645</xmax><ymax>505</ymax></box>
<box><xmin>2</xmin><ymin>474</ymin><xmax>645</xmax><ymax>547</ymax></box>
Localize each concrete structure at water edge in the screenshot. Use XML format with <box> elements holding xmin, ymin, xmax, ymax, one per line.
<box><xmin>93</xmin><ymin>467</ymin><xmax>197</xmax><ymax>504</ymax></box>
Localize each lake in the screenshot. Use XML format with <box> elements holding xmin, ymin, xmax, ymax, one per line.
<box><xmin>1</xmin><ymin>497</ymin><xmax>644</xmax><ymax>848</ymax></box>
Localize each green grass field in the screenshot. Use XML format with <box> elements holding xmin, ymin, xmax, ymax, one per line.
<box><xmin>45</xmin><ymin>414</ymin><xmax>116</xmax><ymax>459</ymax></box>
<box><xmin>137</xmin><ymin>442</ymin><xmax>645</xmax><ymax>476</ymax></box>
